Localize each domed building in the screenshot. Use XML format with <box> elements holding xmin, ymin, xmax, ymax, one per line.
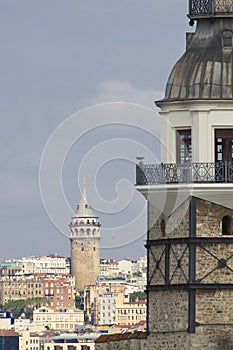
<box><xmin>136</xmin><ymin>1</ymin><xmax>233</xmax><ymax>349</ymax></box>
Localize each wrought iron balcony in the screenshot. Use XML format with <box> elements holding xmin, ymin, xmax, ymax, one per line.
<box><xmin>189</xmin><ymin>0</ymin><xmax>233</xmax><ymax>16</ymax></box>
<box><xmin>136</xmin><ymin>162</ymin><xmax>233</xmax><ymax>185</ymax></box>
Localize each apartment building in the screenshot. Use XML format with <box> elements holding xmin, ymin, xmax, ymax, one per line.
<box><xmin>115</xmin><ymin>294</ymin><xmax>146</xmax><ymax>326</ymax></box>
<box><xmin>33</xmin><ymin>306</ymin><xmax>84</xmax><ymax>330</ymax></box>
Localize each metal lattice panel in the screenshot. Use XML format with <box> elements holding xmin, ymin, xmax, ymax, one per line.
<box><xmin>196</xmin><ymin>244</ymin><xmax>233</xmax><ymax>283</ymax></box>
<box><xmin>190</xmin><ymin>0</ymin><xmax>210</xmax><ymax>15</ymax></box>
<box><xmin>136</xmin><ymin>162</ymin><xmax>233</xmax><ymax>185</ymax></box>
<box><xmin>190</xmin><ymin>0</ymin><xmax>233</xmax><ymax>14</ymax></box>
<box><xmin>148</xmin><ymin>245</ymin><xmax>166</xmax><ymax>286</ymax></box>
<box><xmin>228</xmin><ymin>162</ymin><xmax>233</xmax><ymax>181</ymax></box>
<box><xmin>147</xmin><ymin>238</ymin><xmax>233</xmax><ymax>290</ymax></box>
<box><xmin>215</xmin><ymin>0</ymin><xmax>233</xmax><ymax>12</ymax></box>
<box><xmin>169</xmin><ymin>245</ymin><xmax>189</xmax><ymax>284</ymax></box>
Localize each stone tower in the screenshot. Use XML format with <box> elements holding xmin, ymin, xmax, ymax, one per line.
<box><xmin>136</xmin><ymin>1</ymin><xmax>233</xmax><ymax>349</ymax></box>
<box><xmin>70</xmin><ymin>179</ymin><xmax>101</xmax><ymax>291</ymax></box>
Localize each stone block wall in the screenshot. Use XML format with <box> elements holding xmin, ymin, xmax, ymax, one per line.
<box><xmin>71</xmin><ymin>238</ymin><xmax>100</xmax><ymax>290</ymax></box>
<box><xmin>148</xmin><ymin>290</ymin><xmax>188</xmax><ymax>332</ymax></box>
<box><xmin>148</xmin><ymin>199</ymin><xmax>190</xmax><ymax>240</ymax></box>
<box><xmin>196</xmin><ymin>198</ymin><xmax>233</xmax><ymax>238</ymax></box>
<box><xmin>147</xmin><ymin>332</ymin><xmax>190</xmax><ymax>350</ymax></box>
<box><xmin>147</xmin><ymin>196</ymin><xmax>233</xmax><ymax>349</ymax></box>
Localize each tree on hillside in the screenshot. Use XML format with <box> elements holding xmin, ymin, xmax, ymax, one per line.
<box><xmin>3</xmin><ymin>297</ymin><xmax>45</xmax><ymax>319</ymax></box>
<box><xmin>129</xmin><ymin>291</ymin><xmax>147</xmax><ymax>302</ymax></box>
<box><xmin>132</xmin><ymin>271</ymin><xmax>142</xmax><ymax>277</ymax></box>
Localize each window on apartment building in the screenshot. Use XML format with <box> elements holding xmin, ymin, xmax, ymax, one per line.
<box><xmin>81</xmin><ymin>346</ymin><xmax>90</xmax><ymax>350</ymax></box>
<box><xmin>176</xmin><ymin>129</ymin><xmax>192</xmax><ymax>164</ymax></box>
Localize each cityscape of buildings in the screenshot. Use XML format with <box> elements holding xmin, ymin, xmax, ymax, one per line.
<box><xmin>0</xmin><ymin>253</ymin><xmax>147</xmax><ymax>349</ymax></box>
<box><xmin>0</xmin><ymin>185</ymin><xmax>147</xmax><ymax>349</ymax></box>
<box><xmin>3</xmin><ymin>0</ymin><xmax>233</xmax><ymax>349</ymax></box>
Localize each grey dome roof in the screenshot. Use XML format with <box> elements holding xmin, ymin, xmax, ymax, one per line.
<box><xmin>161</xmin><ymin>19</ymin><xmax>233</xmax><ymax>102</ymax></box>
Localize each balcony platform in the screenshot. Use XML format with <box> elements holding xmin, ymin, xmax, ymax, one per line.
<box><xmin>136</xmin><ymin>162</ymin><xmax>233</xmax><ymax>214</ymax></box>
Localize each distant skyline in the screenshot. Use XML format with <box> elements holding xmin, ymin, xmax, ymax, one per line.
<box><xmin>0</xmin><ymin>1</ymin><xmax>193</xmax><ymax>259</ymax></box>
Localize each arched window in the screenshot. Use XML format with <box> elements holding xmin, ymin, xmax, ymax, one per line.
<box><xmin>93</xmin><ymin>229</ymin><xmax>96</xmax><ymax>236</ymax></box>
<box><xmin>80</xmin><ymin>228</ymin><xmax>84</xmax><ymax>236</ymax></box>
<box><xmin>87</xmin><ymin>229</ymin><xmax>91</xmax><ymax>235</ymax></box>
<box><xmin>222</xmin><ymin>215</ymin><xmax>232</xmax><ymax>235</ymax></box>
<box><xmin>160</xmin><ymin>219</ymin><xmax>166</xmax><ymax>237</ymax></box>
<box><xmin>222</xmin><ymin>30</ymin><xmax>233</xmax><ymax>48</ymax></box>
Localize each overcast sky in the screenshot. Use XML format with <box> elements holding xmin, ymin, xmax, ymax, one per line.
<box><xmin>0</xmin><ymin>1</ymin><xmax>193</xmax><ymax>260</ymax></box>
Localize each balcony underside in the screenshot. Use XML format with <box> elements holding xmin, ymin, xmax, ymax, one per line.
<box><xmin>136</xmin><ymin>162</ymin><xmax>233</xmax><ymax>213</ymax></box>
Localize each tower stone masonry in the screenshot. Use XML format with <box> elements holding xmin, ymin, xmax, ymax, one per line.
<box><xmin>136</xmin><ymin>0</ymin><xmax>233</xmax><ymax>349</ymax></box>
<box><xmin>70</xmin><ymin>179</ymin><xmax>101</xmax><ymax>291</ymax></box>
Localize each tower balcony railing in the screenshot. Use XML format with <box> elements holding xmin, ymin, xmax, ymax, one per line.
<box><xmin>136</xmin><ymin>161</ymin><xmax>233</xmax><ymax>185</ymax></box>
<box><xmin>189</xmin><ymin>0</ymin><xmax>233</xmax><ymax>16</ymax></box>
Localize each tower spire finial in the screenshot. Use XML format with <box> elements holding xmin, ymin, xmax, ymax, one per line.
<box><xmin>83</xmin><ymin>176</ymin><xmax>87</xmax><ymax>199</ymax></box>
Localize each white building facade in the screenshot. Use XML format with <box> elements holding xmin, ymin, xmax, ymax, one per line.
<box><xmin>33</xmin><ymin>306</ymin><xmax>84</xmax><ymax>331</ymax></box>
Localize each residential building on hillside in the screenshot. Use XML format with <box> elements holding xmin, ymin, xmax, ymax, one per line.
<box><xmin>100</xmin><ymin>259</ymin><xmax>119</xmax><ymax>278</ymax></box>
<box><xmin>0</xmin><ymin>255</ymin><xmax>70</xmax><ymax>277</ymax></box>
<box><xmin>14</xmin><ymin>318</ymin><xmax>45</xmax><ymax>332</ymax></box>
<box><xmin>115</xmin><ymin>293</ymin><xmax>146</xmax><ymax>326</ymax></box>
<box><xmin>0</xmin><ymin>310</ymin><xmax>14</xmax><ymax>329</ymax></box>
<box><xmin>98</xmin><ymin>278</ymin><xmax>126</xmax><ymax>294</ymax></box>
<box><xmin>33</xmin><ymin>306</ymin><xmax>84</xmax><ymax>330</ymax></box>
<box><xmin>118</xmin><ymin>259</ymin><xmax>137</xmax><ymax>277</ymax></box>
<box><xmin>19</xmin><ymin>254</ymin><xmax>70</xmax><ymax>275</ymax></box>
<box><xmin>94</xmin><ymin>292</ymin><xmax>118</xmax><ymax>325</ymax></box>
<box><xmin>126</xmin><ymin>275</ymin><xmax>146</xmax><ymax>291</ymax></box>
<box><xmin>44</xmin><ymin>333</ymin><xmax>99</xmax><ymax>350</ymax></box>
<box><xmin>0</xmin><ymin>261</ymin><xmax>22</xmax><ymax>277</ymax></box>
<box><xmin>19</xmin><ymin>330</ymin><xmax>41</xmax><ymax>350</ymax></box>
<box><xmin>44</xmin><ymin>276</ymin><xmax>75</xmax><ymax>309</ymax></box>
<box><xmin>0</xmin><ymin>273</ymin><xmax>75</xmax><ymax>308</ymax></box>
<box><xmin>136</xmin><ymin>256</ymin><xmax>147</xmax><ymax>274</ymax></box>
<box><xmin>0</xmin><ymin>275</ymin><xmax>44</xmax><ymax>304</ymax></box>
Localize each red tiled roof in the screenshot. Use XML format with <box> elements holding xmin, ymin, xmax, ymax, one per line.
<box><xmin>0</xmin><ymin>330</ymin><xmax>19</xmax><ymax>337</ymax></box>
<box><xmin>95</xmin><ymin>331</ymin><xmax>147</xmax><ymax>343</ymax></box>
<box><xmin>124</xmin><ymin>300</ymin><xmax>147</xmax><ymax>305</ymax></box>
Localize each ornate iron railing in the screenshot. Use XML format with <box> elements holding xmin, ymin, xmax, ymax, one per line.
<box><xmin>136</xmin><ymin>162</ymin><xmax>233</xmax><ymax>185</ymax></box>
<box><xmin>189</xmin><ymin>0</ymin><xmax>233</xmax><ymax>15</ymax></box>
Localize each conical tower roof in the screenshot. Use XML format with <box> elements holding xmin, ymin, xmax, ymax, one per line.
<box><xmin>75</xmin><ymin>178</ymin><xmax>98</xmax><ymax>218</ymax></box>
